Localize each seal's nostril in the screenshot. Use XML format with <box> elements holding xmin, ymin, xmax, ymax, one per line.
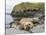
<box><xmin>29</xmin><ymin>24</ymin><xmax>30</xmax><ymax>25</ymax></box>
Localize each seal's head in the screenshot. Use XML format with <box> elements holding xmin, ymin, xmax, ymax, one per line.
<box><xmin>24</xmin><ymin>21</ymin><xmax>34</xmax><ymax>31</ymax></box>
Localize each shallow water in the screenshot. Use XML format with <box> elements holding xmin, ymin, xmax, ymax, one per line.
<box><xmin>6</xmin><ymin>14</ymin><xmax>13</xmax><ymax>24</ymax></box>
<box><xmin>5</xmin><ymin>14</ymin><xmax>13</xmax><ymax>28</ymax></box>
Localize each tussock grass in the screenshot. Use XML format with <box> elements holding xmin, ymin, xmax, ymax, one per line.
<box><xmin>14</xmin><ymin>2</ymin><xmax>44</xmax><ymax>11</ymax></box>
<box><xmin>11</xmin><ymin>2</ymin><xmax>44</xmax><ymax>17</ymax></box>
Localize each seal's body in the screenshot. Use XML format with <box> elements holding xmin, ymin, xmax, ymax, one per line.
<box><xmin>19</xmin><ymin>18</ymin><xmax>34</xmax><ymax>31</ymax></box>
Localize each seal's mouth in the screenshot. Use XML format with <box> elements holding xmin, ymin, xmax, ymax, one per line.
<box><xmin>25</xmin><ymin>26</ymin><xmax>30</xmax><ymax>31</ymax></box>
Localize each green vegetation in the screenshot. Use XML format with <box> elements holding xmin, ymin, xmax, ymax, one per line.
<box><xmin>11</xmin><ymin>2</ymin><xmax>44</xmax><ymax>17</ymax></box>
